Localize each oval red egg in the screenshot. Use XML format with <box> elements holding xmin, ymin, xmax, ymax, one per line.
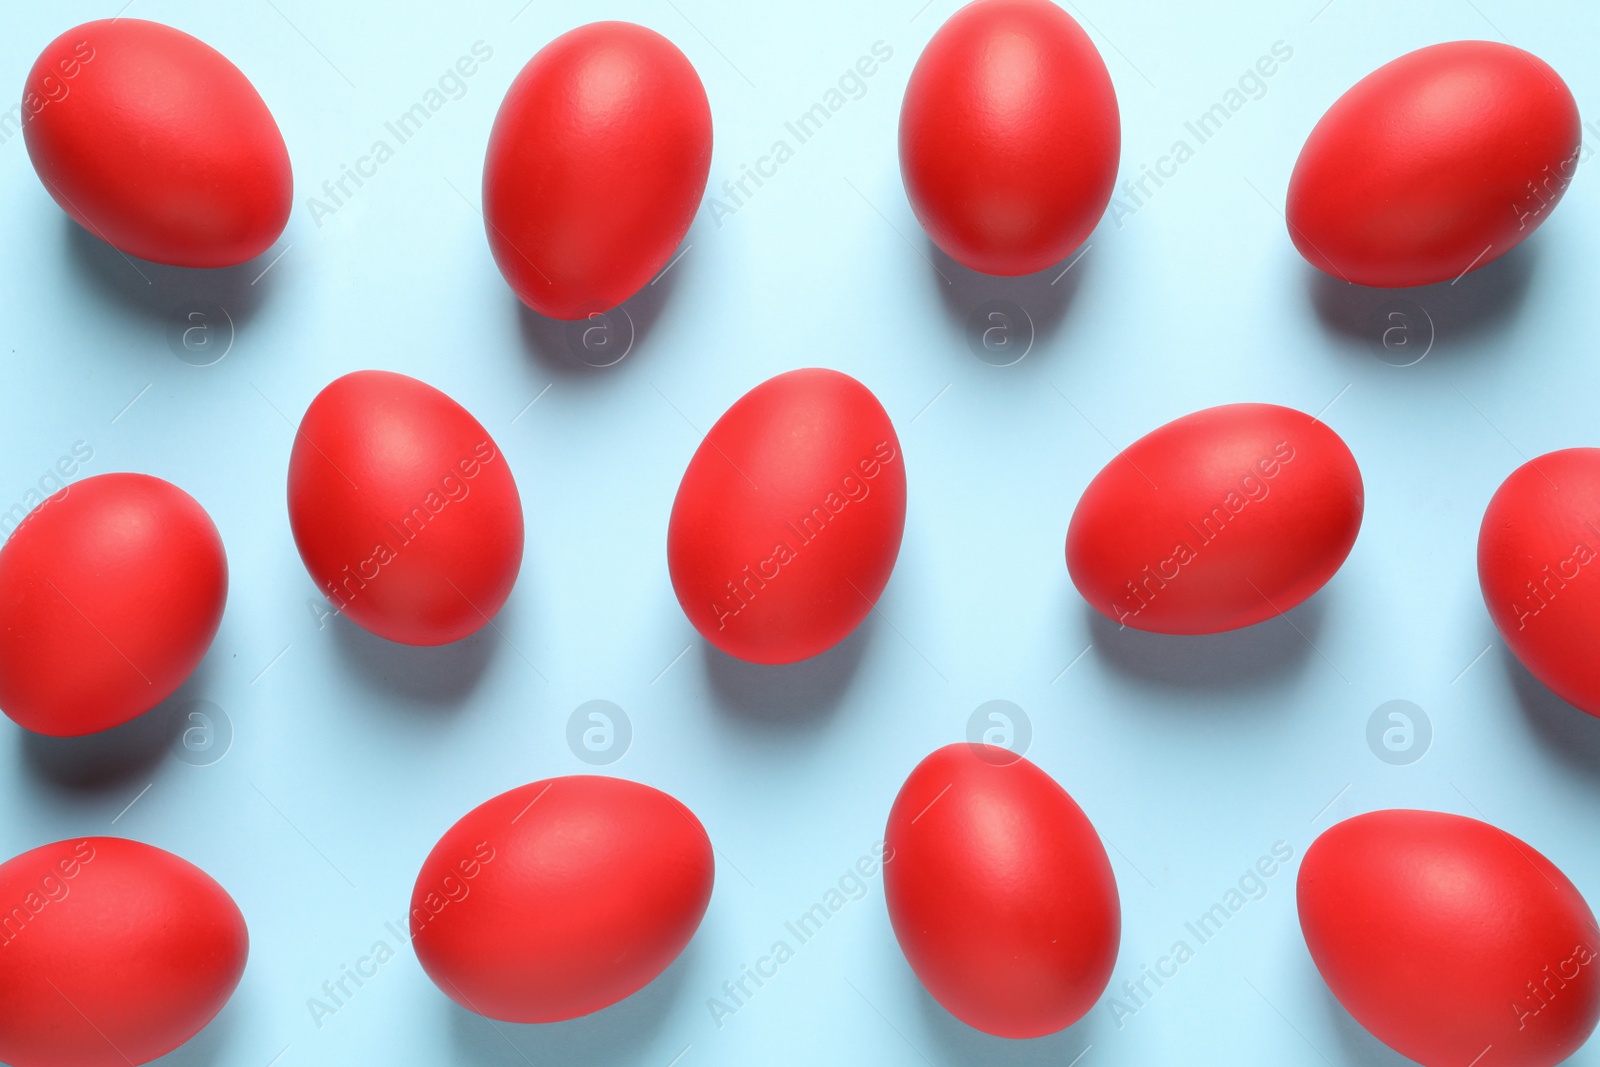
<box><xmin>410</xmin><ymin>775</ymin><xmax>714</xmax><ymax>1023</ymax></box>
<box><xmin>667</xmin><ymin>368</ymin><xmax>906</xmax><ymax>665</ymax></box>
<box><xmin>1066</xmin><ymin>403</ymin><xmax>1363</xmax><ymax>634</ymax></box>
<box><xmin>0</xmin><ymin>472</ymin><xmax>226</xmax><ymax>737</ymax></box>
<box><xmin>884</xmin><ymin>743</ymin><xmax>1119</xmax><ymax>1038</ymax></box>
<box><xmin>1299</xmin><ymin>809</ymin><xmax>1600</xmax><ymax>1067</ymax></box>
<box><xmin>899</xmin><ymin>0</ymin><xmax>1119</xmax><ymax>276</ymax></box>
<box><xmin>288</xmin><ymin>370</ymin><xmax>523</xmax><ymax>647</ymax></box>
<box><xmin>1287</xmin><ymin>41</ymin><xmax>1580</xmax><ymax>288</ymax></box>
<box><xmin>23</xmin><ymin>19</ymin><xmax>292</xmax><ymax>268</ymax></box>
<box><xmin>1478</xmin><ymin>448</ymin><xmax>1600</xmax><ymax>716</ymax></box>
<box><xmin>0</xmin><ymin>837</ymin><xmax>247</xmax><ymax>1067</ymax></box>
<box><xmin>483</xmin><ymin>21</ymin><xmax>712</xmax><ymax>320</ymax></box>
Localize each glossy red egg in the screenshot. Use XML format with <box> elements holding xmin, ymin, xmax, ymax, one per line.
<box><xmin>288</xmin><ymin>370</ymin><xmax>523</xmax><ymax>647</ymax></box>
<box><xmin>1299</xmin><ymin>809</ymin><xmax>1600</xmax><ymax>1066</ymax></box>
<box><xmin>483</xmin><ymin>21</ymin><xmax>711</xmax><ymax>320</ymax></box>
<box><xmin>22</xmin><ymin>19</ymin><xmax>292</xmax><ymax>268</ymax></box>
<box><xmin>0</xmin><ymin>473</ymin><xmax>226</xmax><ymax>737</ymax></box>
<box><xmin>410</xmin><ymin>775</ymin><xmax>714</xmax><ymax>1023</ymax></box>
<box><xmin>1287</xmin><ymin>41</ymin><xmax>1580</xmax><ymax>288</ymax></box>
<box><xmin>667</xmin><ymin>368</ymin><xmax>906</xmax><ymax>664</ymax></box>
<box><xmin>0</xmin><ymin>837</ymin><xmax>247</xmax><ymax>1067</ymax></box>
<box><xmin>899</xmin><ymin>0</ymin><xmax>1119</xmax><ymax>276</ymax></box>
<box><xmin>1479</xmin><ymin>448</ymin><xmax>1600</xmax><ymax>716</ymax></box>
<box><xmin>1066</xmin><ymin>403</ymin><xmax>1363</xmax><ymax>634</ymax></box>
<box><xmin>884</xmin><ymin>743</ymin><xmax>1119</xmax><ymax>1038</ymax></box>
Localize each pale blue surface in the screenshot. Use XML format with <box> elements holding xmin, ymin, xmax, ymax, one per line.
<box><xmin>0</xmin><ymin>0</ymin><xmax>1597</xmax><ymax>1064</ymax></box>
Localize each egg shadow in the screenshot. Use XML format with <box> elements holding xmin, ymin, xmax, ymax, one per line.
<box><xmin>701</xmin><ymin>616</ymin><xmax>874</xmax><ymax>729</ymax></box>
<box><xmin>1085</xmin><ymin>596</ymin><xmax>1326</xmax><ymax>695</ymax></box>
<box><xmin>446</xmin><ymin>939</ymin><xmax>696</xmax><ymax>1064</ymax></box>
<box><xmin>63</xmin><ymin>217</ymin><xmax>280</xmax><ymax>338</ymax></box>
<box><xmin>329</xmin><ymin>609</ymin><xmax>500</xmax><ymax>711</ymax></box>
<box><xmin>17</xmin><ymin>659</ymin><xmax>214</xmax><ymax>793</ymax></box>
<box><xmin>1312</xmin><ymin>978</ymin><xmax>1414</xmax><ymax>1066</ymax></box>
<box><xmin>149</xmin><ymin>998</ymin><xmax>237</xmax><ymax>1066</ymax></box>
<box><xmin>1307</xmin><ymin>241</ymin><xmax>1536</xmax><ymax>360</ymax></box>
<box><xmin>514</xmin><ymin>237</ymin><xmax>688</xmax><ymax>380</ymax></box>
<box><xmin>907</xmin><ymin>968</ymin><xmax>1103</xmax><ymax>1066</ymax></box>
<box><xmin>927</xmin><ymin>230</ymin><xmax>1096</xmax><ymax>366</ymax></box>
<box><xmin>1503</xmin><ymin>644</ymin><xmax>1600</xmax><ymax>774</ymax></box>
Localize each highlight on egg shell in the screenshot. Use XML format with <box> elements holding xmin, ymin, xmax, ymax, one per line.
<box><xmin>1287</xmin><ymin>40</ymin><xmax>1580</xmax><ymax>288</ymax></box>
<box><xmin>883</xmin><ymin>743</ymin><xmax>1120</xmax><ymax>1039</ymax></box>
<box><xmin>899</xmin><ymin>0</ymin><xmax>1120</xmax><ymax>276</ymax></box>
<box><xmin>1066</xmin><ymin>403</ymin><xmax>1363</xmax><ymax>634</ymax></box>
<box><xmin>1478</xmin><ymin>448</ymin><xmax>1600</xmax><ymax>717</ymax></box>
<box><xmin>410</xmin><ymin>775</ymin><xmax>714</xmax><ymax>1023</ymax></box>
<box><xmin>287</xmin><ymin>370</ymin><xmax>524</xmax><ymax>647</ymax></box>
<box><xmin>1299</xmin><ymin>809</ymin><xmax>1600</xmax><ymax>1067</ymax></box>
<box><xmin>483</xmin><ymin>21</ymin><xmax>712</xmax><ymax>320</ymax></box>
<box><xmin>0</xmin><ymin>837</ymin><xmax>248</xmax><ymax>1067</ymax></box>
<box><xmin>667</xmin><ymin>368</ymin><xmax>907</xmax><ymax>665</ymax></box>
<box><xmin>0</xmin><ymin>471</ymin><xmax>227</xmax><ymax>737</ymax></box>
<box><xmin>22</xmin><ymin>19</ymin><xmax>293</xmax><ymax>268</ymax></box>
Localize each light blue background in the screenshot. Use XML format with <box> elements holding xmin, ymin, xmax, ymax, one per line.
<box><xmin>0</xmin><ymin>0</ymin><xmax>1597</xmax><ymax>1063</ymax></box>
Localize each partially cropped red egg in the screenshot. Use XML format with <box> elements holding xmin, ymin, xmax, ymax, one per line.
<box><xmin>483</xmin><ymin>21</ymin><xmax>712</xmax><ymax>319</ymax></box>
<box><xmin>1287</xmin><ymin>41</ymin><xmax>1580</xmax><ymax>288</ymax></box>
<box><xmin>0</xmin><ymin>472</ymin><xmax>227</xmax><ymax>737</ymax></box>
<box><xmin>667</xmin><ymin>368</ymin><xmax>906</xmax><ymax>664</ymax></box>
<box><xmin>1067</xmin><ymin>403</ymin><xmax>1363</xmax><ymax>634</ymax></box>
<box><xmin>1300</xmin><ymin>809</ymin><xmax>1600</xmax><ymax>1066</ymax></box>
<box><xmin>1478</xmin><ymin>448</ymin><xmax>1600</xmax><ymax>716</ymax></box>
<box><xmin>411</xmin><ymin>775</ymin><xmax>714</xmax><ymax>1022</ymax></box>
<box><xmin>899</xmin><ymin>0</ymin><xmax>1120</xmax><ymax>276</ymax></box>
<box><xmin>884</xmin><ymin>743</ymin><xmax>1120</xmax><ymax>1038</ymax></box>
<box><xmin>287</xmin><ymin>370</ymin><xmax>524</xmax><ymax>647</ymax></box>
<box><xmin>22</xmin><ymin>19</ymin><xmax>292</xmax><ymax>268</ymax></box>
<box><xmin>0</xmin><ymin>837</ymin><xmax>248</xmax><ymax>1067</ymax></box>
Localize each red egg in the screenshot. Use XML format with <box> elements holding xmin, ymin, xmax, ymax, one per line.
<box><xmin>0</xmin><ymin>837</ymin><xmax>247</xmax><ymax>1067</ymax></box>
<box><xmin>667</xmin><ymin>368</ymin><xmax>906</xmax><ymax>664</ymax></box>
<box><xmin>899</xmin><ymin>0</ymin><xmax>1119</xmax><ymax>277</ymax></box>
<box><xmin>483</xmin><ymin>22</ymin><xmax>711</xmax><ymax>320</ymax></box>
<box><xmin>1066</xmin><ymin>403</ymin><xmax>1363</xmax><ymax>634</ymax></box>
<box><xmin>410</xmin><ymin>775</ymin><xmax>713</xmax><ymax>1022</ymax></box>
<box><xmin>22</xmin><ymin>19</ymin><xmax>292</xmax><ymax>268</ymax></box>
<box><xmin>0</xmin><ymin>473</ymin><xmax>226</xmax><ymax>737</ymax></box>
<box><xmin>1299</xmin><ymin>809</ymin><xmax>1600</xmax><ymax>1067</ymax></box>
<box><xmin>1478</xmin><ymin>448</ymin><xmax>1600</xmax><ymax>716</ymax></box>
<box><xmin>1287</xmin><ymin>41</ymin><xmax>1580</xmax><ymax>288</ymax></box>
<box><xmin>884</xmin><ymin>743</ymin><xmax>1119</xmax><ymax>1038</ymax></box>
<box><xmin>288</xmin><ymin>370</ymin><xmax>523</xmax><ymax>647</ymax></box>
